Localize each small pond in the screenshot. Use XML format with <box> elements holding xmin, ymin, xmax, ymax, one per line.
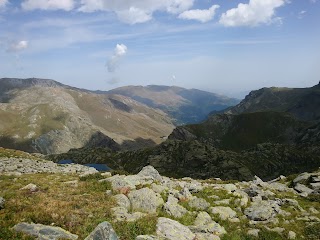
<box><xmin>58</xmin><ymin>160</ymin><xmax>111</xmax><ymax>172</ymax></box>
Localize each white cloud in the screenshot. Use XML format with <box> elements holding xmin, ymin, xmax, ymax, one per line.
<box><xmin>21</xmin><ymin>0</ymin><xmax>75</xmax><ymax>11</ymax></box>
<box><xmin>7</xmin><ymin>40</ymin><xmax>29</xmax><ymax>52</ymax></box>
<box><xmin>107</xmin><ymin>44</ymin><xmax>128</xmax><ymax>72</ymax></box>
<box><xmin>116</xmin><ymin>7</ymin><xmax>152</xmax><ymax>24</ymax></box>
<box><xmin>0</xmin><ymin>0</ymin><xmax>8</xmax><ymax>9</ymax></box>
<box><xmin>178</xmin><ymin>5</ymin><xmax>220</xmax><ymax>23</ymax></box>
<box><xmin>78</xmin><ymin>0</ymin><xmax>195</xmax><ymax>24</ymax></box>
<box><xmin>298</xmin><ymin>10</ymin><xmax>307</xmax><ymax>19</ymax></box>
<box><xmin>219</xmin><ymin>0</ymin><xmax>287</xmax><ymax>27</ymax></box>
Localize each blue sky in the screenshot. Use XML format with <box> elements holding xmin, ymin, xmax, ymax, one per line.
<box><xmin>0</xmin><ymin>0</ymin><xmax>319</xmax><ymax>98</ymax></box>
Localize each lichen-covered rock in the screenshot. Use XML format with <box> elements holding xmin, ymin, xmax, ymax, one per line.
<box><xmin>288</xmin><ymin>231</ymin><xmax>296</xmax><ymax>239</ymax></box>
<box><xmin>293</xmin><ymin>173</ymin><xmax>311</xmax><ymax>184</ymax></box>
<box><xmin>210</xmin><ymin>206</ymin><xmax>237</xmax><ymax>220</ymax></box>
<box><xmin>13</xmin><ymin>222</ymin><xmax>78</xmax><ymax>240</ymax></box>
<box><xmin>244</xmin><ymin>200</ymin><xmax>280</xmax><ymax>221</ymax></box>
<box><xmin>114</xmin><ymin>194</ymin><xmax>131</xmax><ymax>210</ymax></box>
<box><xmin>163</xmin><ymin>195</ymin><xmax>188</xmax><ymax>218</ymax></box>
<box><xmin>135</xmin><ymin>235</ymin><xmax>161</xmax><ymax>240</ymax></box>
<box><xmin>84</xmin><ymin>221</ymin><xmax>118</xmax><ymax>240</ymax></box>
<box><xmin>156</xmin><ymin>217</ymin><xmax>195</xmax><ymax>240</ymax></box>
<box><xmin>247</xmin><ymin>229</ymin><xmax>260</xmax><ymax>237</ymax></box>
<box><xmin>190</xmin><ymin>212</ymin><xmax>226</xmax><ymax>236</ymax></box>
<box><xmin>137</xmin><ymin>165</ymin><xmax>162</xmax><ymax>182</ymax></box>
<box><xmin>128</xmin><ymin>188</ymin><xmax>164</xmax><ymax>213</ymax></box>
<box><xmin>294</xmin><ymin>183</ymin><xmax>314</xmax><ymax>196</ymax></box>
<box><xmin>188</xmin><ymin>197</ymin><xmax>210</xmax><ymax>210</ymax></box>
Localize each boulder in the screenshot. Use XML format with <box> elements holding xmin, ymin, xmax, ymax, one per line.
<box><xmin>293</xmin><ymin>173</ymin><xmax>311</xmax><ymax>184</ymax></box>
<box><xmin>244</xmin><ymin>200</ymin><xmax>280</xmax><ymax>221</ymax></box>
<box><xmin>191</xmin><ymin>212</ymin><xmax>226</xmax><ymax>236</ymax></box>
<box><xmin>156</xmin><ymin>217</ymin><xmax>195</xmax><ymax>240</ymax></box>
<box><xmin>163</xmin><ymin>195</ymin><xmax>188</xmax><ymax>218</ymax></box>
<box><xmin>188</xmin><ymin>197</ymin><xmax>210</xmax><ymax>210</ymax></box>
<box><xmin>210</xmin><ymin>206</ymin><xmax>237</xmax><ymax>220</ymax></box>
<box><xmin>137</xmin><ymin>165</ymin><xmax>162</xmax><ymax>182</ymax></box>
<box><xmin>113</xmin><ymin>194</ymin><xmax>131</xmax><ymax>210</ymax></box>
<box><xmin>85</xmin><ymin>221</ymin><xmax>118</xmax><ymax>240</ymax></box>
<box><xmin>128</xmin><ymin>188</ymin><xmax>164</xmax><ymax>213</ymax></box>
<box><xmin>288</xmin><ymin>231</ymin><xmax>296</xmax><ymax>239</ymax></box>
<box><xmin>13</xmin><ymin>222</ymin><xmax>78</xmax><ymax>240</ymax></box>
<box><xmin>294</xmin><ymin>183</ymin><xmax>314</xmax><ymax>196</ymax></box>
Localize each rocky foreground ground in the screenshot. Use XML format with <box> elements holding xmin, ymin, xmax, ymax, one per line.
<box><xmin>1</xmin><ymin>156</ymin><xmax>320</xmax><ymax>240</ymax></box>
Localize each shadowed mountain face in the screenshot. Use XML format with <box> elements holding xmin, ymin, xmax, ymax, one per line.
<box><xmin>108</xmin><ymin>85</ymin><xmax>239</xmax><ymax>125</ymax></box>
<box><xmin>0</xmin><ymin>78</ymin><xmax>174</xmax><ymax>154</ymax></box>
<box><xmin>225</xmin><ymin>83</ymin><xmax>320</xmax><ymax>122</ymax></box>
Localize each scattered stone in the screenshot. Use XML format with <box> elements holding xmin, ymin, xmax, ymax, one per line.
<box><xmin>288</xmin><ymin>231</ymin><xmax>296</xmax><ymax>239</ymax></box>
<box><xmin>13</xmin><ymin>222</ymin><xmax>78</xmax><ymax>240</ymax></box>
<box><xmin>114</xmin><ymin>194</ymin><xmax>131</xmax><ymax>210</ymax></box>
<box><xmin>101</xmin><ymin>172</ymin><xmax>112</xmax><ymax>177</ymax></box>
<box><xmin>294</xmin><ymin>183</ymin><xmax>314</xmax><ymax>196</ymax></box>
<box><xmin>194</xmin><ymin>233</ymin><xmax>221</xmax><ymax>240</ymax></box>
<box><xmin>20</xmin><ymin>183</ymin><xmax>38</xmax><ymax>192</ymax></box>
<box><xmin>151</xmin><ymin>183</ymin><xmax>168</xmax><ymax>194</ymax></box>
<box><xmin>213</xmin><ymin>199</ymin><xmax>230</xmax><ymax>205</ymax></box>
<box><xmin>156</xmin><ymin>217</ymin><xmax>195</xmax><ymax>240</ymax></box>
<box><xmin>210</xmin><ymin>206</ymin><xmax>237</xmax><ymax>220</ymax></box>
<box><xmin>106</xmin><ymin>190</ymin><xmax>112</xmax><ymax>196</ymax></box>
<box><xmin>244</xmin><ymin>200</ymin><xmax>280</xmax><ymax>221</ymax></box>
<box><xmin>128</xmin><ymin>188</ymin><xmax>164</xmax><ymax>213</ymax></box>
<box><xmin>223</xmin><ymin>184</ymin><xmax>237</xmax><ymax>193</ymax></box>
<box><xmin>191</xmin><ymin>212</ymin><xmax>226</xmax><ymax>236</ymax></box>
<box><xmin>137</xmin><ymin>165</ymin><xmax>162</xmax><ymax>182</ymax></box>
<box><xmin>164</xmin><ymin>195</ymin><xmax>188</xmax><ymax>218</ymax></box>
<box><xmin>293</xmin><ymin>173</ymin><xmax>311</xmax><ymax>184</ymax></box>
<box><xmin>136</xmin><ymin>235</ymin><xmax>160</xmax><ymax>240</ymax></box>
<box><xmin>84</xmin><ymin>221</ymin><xmax>118</xmax><ymax>240</ymax></box>
<box><xmin>247</xmin><ymin>229</ymin><xmax>260</xmax><ymax>237</ymax></box>
<box><xmin>188</xmin><ymin>197</ymin><xmax>210</xmax><ymax>210</ymax></box>
<box><xmin>0</xmin><ymin>197</ymin><xmax>5</xmax><ymax>209</ymax></box>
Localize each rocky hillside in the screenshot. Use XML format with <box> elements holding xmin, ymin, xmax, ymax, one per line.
<box><xmin>0</xmin><ymin>78</ymin><xmax>174</xmax><ymax>154</ymax></box>
<box><xmin>108</xmin><ymin>85</ymin><xmax>239</xmax><ymax>124</ymax></box>
<box><xmin>224</xmin><ymin>82</ymin><xmax>320</xmax><ymax>122</ymax></box>
<box><xmin>1</xmin><ymin>156</ymin><xmax>320</xmax><ymax>240</ymax></box>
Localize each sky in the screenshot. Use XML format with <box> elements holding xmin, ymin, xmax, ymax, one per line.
<box><xmin>0</xmin><ymin>0</ymin><xmax>319</xmax><ymax>98</ymax></box>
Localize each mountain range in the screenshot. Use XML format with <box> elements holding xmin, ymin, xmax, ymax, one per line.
<box><xmin>0</xmin><ymin>78</ymin><xmax>235</xmax><ymax>154</ymax></box>
<box><xmin>48</xmin><ymin>83</ymin><xmax>320</xmax><ymax>181</ymax></box>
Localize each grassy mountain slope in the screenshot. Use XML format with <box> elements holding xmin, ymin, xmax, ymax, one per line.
<box><xmin>0</xmin><ymin>78</ymin><xmax>174</xmax><ymax>154</ymax></box>
<box><xmin>108</xmin><ymin>85</ymin><xmax>239</xmax><ymax>124</ymax></box>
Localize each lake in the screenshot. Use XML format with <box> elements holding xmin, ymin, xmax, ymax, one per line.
<box><xmin>58</xmin><ymin>160</ymin><xmax>111</xmax><ymax>172</ymax></box>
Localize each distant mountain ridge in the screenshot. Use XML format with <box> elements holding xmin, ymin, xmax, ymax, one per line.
<box><xmin>108</xmin><ymin>85</ymin><xmax>239</xmax><ymax>125</ymax></box>
<box><xmin>0</xmin><ymin>78</ymin><xmax>174</xmax><ymax>154</ymax></box>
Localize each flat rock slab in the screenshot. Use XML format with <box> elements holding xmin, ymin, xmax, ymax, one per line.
<box><xmin>156</xmin><ymin>217</ymin><xmax>195</xmax><ymax>240</ymax></box>
<box><xmin>128</xmin><ymin>188</ymin><xmax>164</xmax><ymax>213</ymax></box>
<box><xmin>210</xmin><ymin>206</ymin><xmax>237</xmax><ymax>220</ymax></box>
<box><xmin>244</xmin><ymin>200</ymin><xmax>280</xmax><ymax>221</ymax></box>
<box><xmin>84</xmin><ymin>221</ymin><xmax>118</xmax><ymax>240</ymax></box>
<box><xmin>13</xmin><ymin>222</ymin><xmax>78</xmax><ymax>240</ymax></box>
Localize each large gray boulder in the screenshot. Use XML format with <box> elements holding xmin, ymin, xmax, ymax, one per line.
<box><xmin>210</xmin><ymin>206</ymin><xmax>237</xmax><ymax>220</ymax></box>
<box><xmin>113</xmin><ymin>194</ymin><xmax>131</xmax><ymax>210</ymax></box>
<box><xmin>190</xmin><ymin>212</ymin><xmax>226</xmax><ymax>236</ymax></box>
<box><xmin>13</xmin><ymin>222</ymin><xmax>78</xmax><ymax>240</ymax></box>
<box><xmin>294</xmin><ymin>183</ymin><xmax>314</xmax><ymax>196</ymax></box>
<box><xmin>0</xmin><ymin>197</ymin><xmax>5</xmax><ymax>209</ymax></box>
<box><xmin>137</xmin><ymin>165</ymin><xmax>162</xmax><ymax>182</ymax></box>
<box><xmin>244</xmin><ymin>200</ymin><xmax>280</xmax><ymax>221</ymax></box>
<box><xmin>188</xmin><ymin>197</ymin><xmax>210</xmax><ymax>210</ymax></box>
<box><xmin>85</xmin><ymin>221</ymin><xmax>118</xmax><ymax>240</ymax></box>
<box><xmin>156</xmin><ymin>217</ymin><xmax>195</xmax><ymax>240</ymax></box>
<box><xmin>163</xmin><ymin>195</ymin><xmax>188</xmax><ymax>218</ymax></box>
<box><xmin>128</xmin><ymin>188</ymin><xmax>164</xmax><ymax>213</ymax></box>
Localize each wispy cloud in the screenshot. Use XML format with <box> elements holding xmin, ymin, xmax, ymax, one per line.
<box><xmin>0</xmin><ymin>0</ymin><xmax>8</xmax><ymax>9</ymax></box>
<box><xmin>7</xmin><ymin>40</ymin><xmax>29</xmax><ymax>52</ymax></box>
<box><xmin>21</xmin><ymin>0</ymin><xmax>75</xmax><ymax>11</ymax></box>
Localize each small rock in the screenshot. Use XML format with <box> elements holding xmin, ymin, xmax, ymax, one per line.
<box><xmin>247</xmin><ymin>229</ymin><xmax>260</xmax><ymax>237</ymax></box>
<box><xmin>128</xmin><ymin>188</ymin><xmax>164</xmax><ymax>213</ymax></box>
<box><xmin>156</xmin><ymin>217</ymin><xmax>195</xmax><ymax>240</ymax></box>
<box><xmin>194</xmin><ymin>233</ymin><xmax>221</xmax><ymax>240</ymax></box>
<box><xmin>106</xmin><ymin>190</ymin><xmax>113</xmax><ymax>196</ymax></box>
<box><xmin>20</xmin><ymin>183</ymin><xmax>38</xmax><ymax>192</ymax></box>
<box><xmin>164</xmin><ymin>195</ymin><xmax>188</xmax><ymax>218</ymax></box>
<box><xmin>151</xmin><ymin>183</ymin><xmax>168</xmax><ymax>194</ymax></box>
<box><xmin>293</xmin><ymin>173</ymin><xmax>311</xmax><ymax>184</ymax></box>
<box><xmin>101</xmin><ymin>172</ymin><xmax>112</xmax><ymax>177</ymax></box>
<box><xmin>137</xmin><ymin>165</ymin><xmax>162</xmax><ymax>182</ymax></box>
<box><xmin>113</xmin><ymin>194</ymin><xmax>131</xmax><ymax>210</ymax></box>
<box><xmin>136</xmin><ymin>235</ymin><xmax>160</xmax><ymax>240</ymax></box>
<box><xmin>191</xmin><ymin>212</ymin><xmax>226</xmax><ymax>236</ymax></box>
<box><xmin>213</xmin><ymin>199</ymin><xmax>230</xmax><ymax>206</ymax></box>
<box><xmin>85</xmin><ymin>221</ymin><xmax>118</xmax><ymax>240</ymax></box>
<box><xmin>223</xmin><ymin>184</ymin><xmax>237</xmax><ymax>193</ymax></box>
<box><xmin>288</xmin><ymin>231</ymin><xmax>296</xmax><ymax>239</ymax></box>
<box><xmin>188</xmin><ymin>197</ymin><xmax>210</xmax><ymax>210</ymax></box>
<box><xmin>0</xmin><ymin>197</ymin><xmax>5</xmax><ymax>209</ymax></box>
<box><xmin>14</xmin><ymin>222</ymin><xmax>78</xmax><ymax>240</ymax></box>
<box><xmin>210</xmin><ymin>206</ymin><xmax>237</xmax><ymax>220</ymax></box>
<box><xmin>294</xmin><ymin>183</ymin><xmax>314</xmax><ymax>196</ymax></box>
